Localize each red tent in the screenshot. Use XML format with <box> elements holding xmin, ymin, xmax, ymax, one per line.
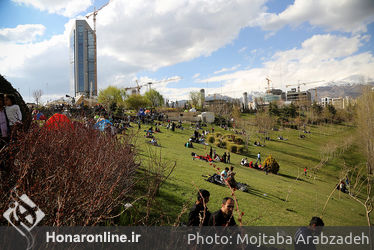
<box><xmin>44</xmin><ymin>113</ymin><xmax>73</xmax><ymax>131</ymax></box>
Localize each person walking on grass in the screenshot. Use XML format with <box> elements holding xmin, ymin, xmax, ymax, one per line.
<box><xmin>304</xmin><ymin>167</ymin><xmax>307</xmax><ymax>177</ymax></box>
<box><xmin>227</xmin><ymin>152</ymin><xmax>231</xmax><ymax>163</ymax></box>
<box><xmin>256</xmin><ymin>152</ymin><xmax>261</xmax><ymax>164</ymax></box>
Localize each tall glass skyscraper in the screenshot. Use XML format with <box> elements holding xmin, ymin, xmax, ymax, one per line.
<box><xmin>70</xmin><ymin>20</ymin><xmax>97</xmax><ymax>97</ymax></box>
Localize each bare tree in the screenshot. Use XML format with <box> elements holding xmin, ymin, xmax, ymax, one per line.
<box><xmin>356</xmin><ymin>86</ymin><xmax>374</xmax><ymax>174</ymax></box>
<box><xmin>33</xmin><ymin>89</ymin><xmax>43</xmax><ymax>106</ymax></box>
<box><xmin>189</xmin><ymin>91</ymin><xmax>202</xmax><ymax>109</ymax></box>
<box><xmin>321</xmin><ymin>88</ymin><xmax>374</xmax><ymax>226</ymax></box>
<box><xmin>207</xmin><ymin>101</ymin><xmax>234</xmax><ymax>126</ymax></box>
<box><xmin>255</xmin><ymin>112</ymin><xmax>275</xmax><ymax>144</ymax></box>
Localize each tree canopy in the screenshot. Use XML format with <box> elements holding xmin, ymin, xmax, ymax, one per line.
<box><xmin>144</xmin><ymin>89</ymin><xmax>164</xmax><ymax>107</ymax></box>
<box><xmin>189</xmin><ymin>91</ymin><xmax>202</xmax><ymax>109</ymax></box>
<box><xmin>125</xmin><ymin>94</ymin><xmax>151</xmax><ymax>110</ymax></box>
<box><xmin>98</xmin><ymin>86</ymin><xmax>126</xmax><ymax>110</ymax></box>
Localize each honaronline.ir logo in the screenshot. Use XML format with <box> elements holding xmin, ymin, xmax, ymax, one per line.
<box><xmin>3</xmin><ymin>190</ymin><xmax>45</xmax><ymax>249</ymax></box>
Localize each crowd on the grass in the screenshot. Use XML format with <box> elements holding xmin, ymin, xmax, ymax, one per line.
<box><xmin>0</xmin><ymin>94</ymin><xmax>349</xmax><ymax>235</ymax></box>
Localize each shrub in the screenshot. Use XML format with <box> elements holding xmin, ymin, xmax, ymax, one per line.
<box><xmin>227</xmin><ymin>143</ymin><xmax>238</xmax><ymax>153</ymax></box>
<box><xmin>215</xmin><ymin>139</ymin><xmax>227</xmax><ymax>148</ymax></box>
<box><xmin>207</xmin><ymin>135</ymin><xmax>215</xmax><ymax>143</ymax></box>
<box><xmin>262</xmin><ymin>154</ymin><xmax>280</xmax><ymax>174</ymax></box>
<box><xmin>234</xmin><ymin>137</ymin><xmax>244</xmax><ymax>145</ymax></box>
<box><xmin>223</xmin><ymin>134</ymin><xmax>235</xmax><ymax>141</ymax></box>
<box><xmin>0</xmin><ymin>123</ymin><xmax>138</xmax><ymax>226</ymax></box>
<box><xmin>214</xmin><ymin>132</ymin><xmax>222</xmax><ymax>138</ymax></box>
<box><xmin>237</xmin><ymin>145</ymin><xmax>245</xmax><ymax>154</ymax></box>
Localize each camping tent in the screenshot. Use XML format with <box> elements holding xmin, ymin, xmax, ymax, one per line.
<box><xmin>45</xmin><ymin>113</ymin><xmax>73</xmax><ymax>131</ymax></box>
<box><xmin>94</xmin><ymin>119</ymin><xmax>112</xmax><ymax>132</ymax></box>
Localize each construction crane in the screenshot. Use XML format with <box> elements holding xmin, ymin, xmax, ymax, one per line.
<box><xmin>124</xmin><ymin>80</ymin><xmax>144</xmax><ymax>94</ymax></box>
<box><xmin>286</xmin><ymin>80</ymin><xmax>325</xmax><ymax>92</ymax></box>
<box><xmin>146</xmin><ymin>76</ymin><xmax>181</xmax><ymax>91</ymax></box>
<box><xmin>86</xmin><ymin>1</ymin><xmax>112</xmax><ymax>98</ymax></box>
<box><xmin>86</xmin><ymin>1</ymin><xmax>112</xmax><ymax>33</ymax></box>
<box><xmin>125</xmin><ymin>77</ymin><xmax>182</xmax><ymax>94</ymax></box>
<box><xmin>265</xmin><ymin>77</ymin><xmax>272</xmax><ymax>93</ymax></box>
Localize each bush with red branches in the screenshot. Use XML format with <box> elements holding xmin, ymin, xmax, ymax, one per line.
<box><xmin>0</xmin><ymin>123</ymin><xmax>138</xmax><ymax>226</ymax></box>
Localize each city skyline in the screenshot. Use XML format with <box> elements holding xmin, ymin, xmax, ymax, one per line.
<box><xmin>0</xmin><ymin>0</ymin><xmax>374</xmax><ymax>103</ymax></box>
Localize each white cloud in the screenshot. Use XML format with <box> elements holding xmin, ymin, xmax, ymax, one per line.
<box><xmin>252</xmin><ymin>0</ymin><xmax>374</xmax><ymax>33</ymax></box>
<box><xmin>238</xmin><ymin>47</ymin><xmax>247</xmax><ymax>53</ymax></box>
<box><xmin>12</xmin><ymin>0</ymin><xmax>92</xmax><ymax>17</ymax></box>
<box><xmin>214</xmin><ymin>64</ymin><xmax>241</xmax><ymax>74</ymax></box>
<box><xmin>95</xmin><ymin>0</ymin><xmax>266</xmax><ymax>71</ymax></box>
<box><xmin>0</xmin><ymin>24</ymin><xmax>45</xmax><ymax>43</ymax></box>
<box><xmin>193</xmin><ymin>73</ymin><xmax>200</xmax><ymax>79</ymax></box>
<box><xmin>198</xmin><ymin>34</ymin><xmax>374</xmax><ymax>98</ymax></box>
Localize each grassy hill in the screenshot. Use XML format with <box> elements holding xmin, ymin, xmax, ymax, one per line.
<box><xmin>126</xmin><ymin>119</ymin><xmax>369</xmax><ymax>226</ymax></box>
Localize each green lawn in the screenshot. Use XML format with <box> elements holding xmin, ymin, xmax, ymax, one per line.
<box><xmin>127</xmin><ymin>119</ymin><xmax>369</xmax><ymax>226</ymax></box>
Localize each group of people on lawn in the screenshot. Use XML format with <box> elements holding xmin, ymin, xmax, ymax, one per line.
<box><xmin>209</xmin><ymin>146</ymin><xmax>230</xmax><ymax>163</ymax></box>
<box><xmin>188</xmin><ymin>190</ymin><xmax>236</xmax><ymax>226</ymax></box>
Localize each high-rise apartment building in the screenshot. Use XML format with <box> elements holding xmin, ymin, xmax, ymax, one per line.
<box><xmin>70</xmin><ymin>20</ymin><xmax>97</xmax><ymax>97</ymax></box>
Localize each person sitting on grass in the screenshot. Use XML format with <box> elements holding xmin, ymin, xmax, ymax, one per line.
<box><xmin>240</xmin><ymin>158</ymin><xmax>249</xmax><ymax>166</ymax></box>
<box><xmin>185</xmin><ymin>141</ymin><xmax>194</xmax><ymax>148</ymax></box>
<box><xmin>214</xmin><ymin>154</ymin><xmax>221</xmax><ymax>162</ymax></box>
<box><xmin>220</xmin><ymin>167</ymin><xmax>229</xmax><ymax>183</ymax></box>
<box><xmin>205</xmin><ymin>154</ymin><xmax>213</xmax><ymax>162</ymax></box>
<box><xmin>248</xmin><ymin>161</ymin><xmax>253</xmax><ymax>168</ymax></box>
<box><xmin>145</xmin><ymin>132</ymin><xmax>154</xmax><ymax>138</ymax></box>
<box><xmin>227</xmin><ymin>166</ymin><xmax>237</xmax><ymax>189</ymax></box>
<box><xmin>240</xmin><ymin>158</ymin><xmax>246</xmax><ymax>166</ymax></box>
<box><xmin>150</xmin><ymin>138</ymin><xmax>159</xmax><ymax>146</ymax></box>
<box><xmin>337</xmin><ymin>181</ymin><xmax>347</xmax><ymax>193</ymax></box>
<box><xmin>209</xmin><ymin>197</ymin><xmax>236</xmax><ymax>226</ymax></box>
<box><xmin>188</xmin><ymin>189</ymin><xmax>211</xmax><ymax>226</ymax></box>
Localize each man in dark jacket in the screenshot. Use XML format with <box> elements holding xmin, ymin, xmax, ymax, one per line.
<box><xmin>294</xmin><ymin>217</ymin><xmax>324</xmax><ymax>250</ymax></box>
<box><xmin>209</xmin><ymin>197</ymin><xmax>236</xmax><ymax>226</ymax></box>
<box><xmin>188</xmin><ymin>189</ymin><xmax>211</xmax><ymax>226</ymax></box>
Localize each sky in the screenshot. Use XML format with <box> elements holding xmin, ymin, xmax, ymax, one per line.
<box><xmin>1</xmin><ymin>0</ymin><xmax>374</xmax><ymax>103</ymax></box>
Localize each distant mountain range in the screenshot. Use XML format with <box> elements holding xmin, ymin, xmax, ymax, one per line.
<box><xmin>172</xmin><ymin>75</ymin><xmax>373</xmax><ymax>103</ymax></box>
<box><xmin>308</xmin><ymin>76</ymin><xmax>374</xmax><ymax>100</ymax></box>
